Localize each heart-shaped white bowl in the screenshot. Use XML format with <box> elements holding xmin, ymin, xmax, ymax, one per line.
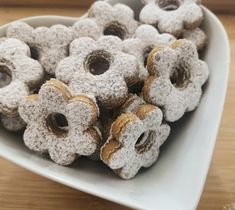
<box><xmin>0</xmin><ymin>1</ymin><xmax>230</xmax><ymax>210</ymax></box>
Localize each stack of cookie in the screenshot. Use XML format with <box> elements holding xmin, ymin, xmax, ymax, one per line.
<box><xmin>0</xmin><ymin>0</ymin><xmax>209</xmax><ymax>179</ymax></box>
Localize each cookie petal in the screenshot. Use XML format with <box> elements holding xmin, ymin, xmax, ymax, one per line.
<box><xmin>6</xmin><ymin>22</ymin><xmax>33</xmax><ymax>43</ymax></box>
<box><xmin>74</xmin><ymin>127</ymin><xmax>100</xmax><ymax>156</ymax></box>
<box><xmin>48</xmin><ymin>145</ymin><xmax>76</xmax><ymax>165</ymax></box>
<box><xmin>113</xmin><ymin>53</ymin><xmax>139</xmax><ymax>86</ymax></box>
<box><xmin>114</xmin><ymin>4</ymin><xmax>135</xmax><ymax>21</ymax></box>
<box><xmin>70</xmin><ymin>37</ymin><xmax>97</xmax><ymax>56</ymax></box>
<box><xmin>191</xmin><ymin>60</ymin><xmax>209</xmax><ymax>86</ymax></box>
<box><xmin>140</xmin><ymin>3</ymin><xmax>160</xmax><ymax>25</ymax></box>
<box><xmin>45</xmin><ymin>24</ymin><xmax>73</xmax><ymax>46</ymax></box>
<box><xmin>144</xmin><ymin>77</ymin><xmax>172</xmax><ymax>106</ymax></box>
<box><xmin>142</xmin><ymin>124</ymin><xmax>170</xmax><ymax>167</ymax></box>
<box><xmin>98</xmin><ymin>36</ymin><xmax>122</xmax><ymax>52</ymax></box>
<box><xmin>1</xmin><ymin>113</ymin><xmax>26</xmax><ymax>131</ymax></box>
<box><xmin>164</xmin><ymin>91</ymin><xmax>186</xmax><ymax>122</ymax></box>
<box><xmin>24</xmin><ymin>124</ymin><xmax>48</xmax><ymax>152</ymax></box>
<box><xmin>117</xmin><ymin>157</ymin><xmax>142</xmax><ymax>179</ymax></box>
<box><xmin>0</xmin><ymin>37</ymin><xmax>30</xmax><ymax>56</ymax></box>
<box><xmin>39</xmin><ymin>79</ymin><xmax>72</xmax><ymax>110</ymax></box>
<box><xmin>88</xmin><ymin>1</ymin><xmax>113</xmax><ymax>22</ymax></box>
<box><xmin>13</xmin><ymin>56</ymin><xmax>44</xmax><ymax>88</ymax></box>
<box><xmin>18</xmin><ymin>94</ymin><xmax>43</xmax><ymax>124</ymax></box>
<box><xmin>55</xmin><ymin>56</ymin><xmax>82</xmax><ymax>84</ymax></box>
<box><xmin>136</xmin><ymin>104</ymin><xmax>163</xmax><ymax>129</ymax></box>
<box><xmin>96</xmin><ymin>72</ymin><xmax>128</xmax><ymax>108</ymax></box>
<box><xmin>184</xmin><ymin>83</ymin><xmax>202</xmax><ymax>111</ymax></box>
<box><xmin>66</xmin><ymin>95</ymin><xmax>99</xmax><ymax>126</ymax></box>
<box><xmin>0</xmin><ymin>80</ymin><xmax>29</xmax><ymax>115</ymax></box>
<box><xmin>183</xmin><ymin>4</ymin><xmax>203</xmax><ymax>29</ymax></box>
<box><xmin>73</xmin><ymin>18</ymin><xmax>101</xmax><ymax>40</ymax></box>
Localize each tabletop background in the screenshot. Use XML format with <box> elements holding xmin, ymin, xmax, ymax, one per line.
<box><xmin>0</xmin><ymin>2</ymin><xmax>234</xmax><ymax>210</ymax></box>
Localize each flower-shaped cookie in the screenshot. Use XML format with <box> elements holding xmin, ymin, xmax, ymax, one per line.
<box><xmin>18</xmin><ymin>79</ymin><xmax>101</xmax><ymax>165</ymax></box>
<box><xmin>0</xmin><ymin>38</ymin><xmax>43</xmax><ymax>116</ymax></box>
<box><xmin>56</xmin><ymin>36</ymin><xmax>139</xmax><ymax>108</ymax></box>
<box><xmin>100</xmin><ymin>101</ymin><xmax>170</xmax><ymax>179</ymax></box>
<box><xmin>140</xmin><ymin>0</ymin><xmax>203</xmax><ymax>37</ymax></box>
<box><xmin>183</xmin><ymin>28</ymin><xmax>207</xmax><ymax>51</ymax></box>
<box><xmin>7</xmin><ymin>20</ymin><xmax>98</xmax><ymax>75</ymax></box>
<box><xmin>1</xmin><ymin>114</ymin><xmax>26</xmax><ymax>131</ymax></box>
<box><xmin>7</xmin><ymin>22</ymin><xmax>74</xmax><ymax>75</ymax></box>
<box><xmin>88</xmin><ymin>1</ymin><xmax>138</xmax><ymax>40</ymax></box>
<box><xmin>143</xmin><ymin>39</ymin><xmax>209</xmax><ymax>122</ymax></box>
<box><xmin>123</xmin><ymin>24</ymin><xmax>176</xmax><ymax>81</ymax></box>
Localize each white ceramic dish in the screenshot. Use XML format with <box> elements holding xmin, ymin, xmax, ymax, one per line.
<box><xmin>0</xmin><ymin>1</ymin><xmax>230</xmax><ymax>210</ymax></box>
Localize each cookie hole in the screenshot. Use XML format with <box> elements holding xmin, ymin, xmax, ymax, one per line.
<box><xmin>143</xmin><ymin>46</ymin><xmax>154</xmax><ymax>67</ymax></box>
<box><xmin>103</xmin><ymin>22</ymin><xmax>127</xmax><ymax>40</ymax></box>
<box><xmin>129</xmin><ymin>82</ymin><xmax>144</xmax><ymax>94</ymax></box>
<box><xmin>170</xmin><ymin>64</ymin><xmax>191</xmax><ymax>89</ymax></box>
<box><xmin>31</xmin><ymin>87</ymin><xmax>40</xmax><ymax>94</ymax></box>
<box><xmin>0</xmin><ymin>64</ymin><xmax>12</xmax><ymax>88</ymax></box>
<box><xmin>46</xmin><ymin>113</ymin><xmax>69</xmax><ymax>137</ymax></box>
<box><xmin>156</xmin><ymin>0</ymin><xmax>180</xmax><ymax>11</ymax></box>
<box><xmin>85</xmin><ymin>50</ymin><xmax>112</xmax><ymax>75</ymax></box>
<box><xmin>30</xmin><ymin>47</ymin><xmax>39</xmax><ymax>60</ymax></box>
<box><xmin>135</xmin><ymin>131</ymin><xmax>155</xmax><ymax>153</ymax></box>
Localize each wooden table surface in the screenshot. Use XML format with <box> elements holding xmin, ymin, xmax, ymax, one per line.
<box><xmin>0</xmin><ymin>7</ymin><xmax>234</xmax><ymax>210</ymax></box>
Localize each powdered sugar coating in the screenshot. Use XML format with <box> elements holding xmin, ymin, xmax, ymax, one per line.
<box><xmin>72</xmin><ymin>18</ymin><xmax>101</xmax><ymax>40</ymax></box>
<box><xmin>18</xmin><ymin>79</ymin><xmax>101</xmax><ymax>165</ymax></box>
<box><xmin>143</xmin><ymin>39</ymin><xmax>209</xmax><ymax>122</ymax></box>
<box><xmin>120</xmin><ymin>94</ymin><xmax>146</xmax><ymax>114</ymax></box>
<box><xmin>140</xmin><ymin>0</ymin><xmax>203</xmax><ymax>37</ymax></box>
<box><xmin>1</xmin><ymin>113</ymin><xmax>26</xmax><ymax>131</ymax></box>
<box><xmin>0</xmin><ymin>38</ymin><xmax>44</xmax><ymax>115</ymax></box>
<box><xmin>7</xmin><ymin>22</ymin><xmax>75</xmax><ymax>75</ymax></box>
<box><xmin>183</xmin><ymin>28</ymin><xmax>207</xmax><ymax>51</ymax></box>
<box><xmin>123</xmin><ymin>24</ymin><xmax>176</xmax><ymax>81</ymax></box>
<box><xmin>100</xmin><ymin>102</ymin><xmax>170</xmax><ymax>179</ymax></box>
<box><xmin>88</xmin><ymin>1</ymin><xmax>138</xmax><ymax>40</ymax></box>
<box><xmin>56</xmin><ymin>36</ymin><xmax>139</xmax><ymax>108</ymax></box>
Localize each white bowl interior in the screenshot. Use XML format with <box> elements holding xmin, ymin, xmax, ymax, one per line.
<box><xmin>0</xmin><ymin>1</ymin><xmax>230</xmax><ymax>210</ymax></box>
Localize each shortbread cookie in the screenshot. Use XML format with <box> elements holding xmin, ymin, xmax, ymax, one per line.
<box><xmin>183</xmin><ymin>28</ymin><xmax>207</xmax><ymax>51</ymax></box>
<box><xmin>1</xmin><ymin>113</ymin><xmax>26</xmax><ymax>131</ymax></box>
<box><xmin>123</xmin><ymin>24</ymin><xmax>176</xmax><ymax>81</ymax></box>
<box><xmin>56</xmin><ymin>36</ymin><xmax>139</xmax><ymax>108</ymax></box>
<box><xmin>7</xmin><ymin>20</ymin><xmax>98</xmax><ymax>75</ymax></box>
<box><xmin>87</xmin><ymin>1</ymin><xmax>138</xmax><ymax>40</ymax></box>
<box><xmin>18</xmin><ymin>79</ymin><xmax>101</xmax><ymax>165</ymax></box>
<box><xmin>100</xmin><ymin>103</ymin><xmax>170</xmax><ymax>179</ymax></box>
<box><xmin>143</xmin><ymin>39</ymin><xmax>209</xmax><ymax>122</ymax></box>
<box><xmin>7</xmin><ymin>22</ymin><xmax>73</xmax><ymax>75</ymax></box>
<box><xmin>140</xmin><ymin>0</ymin><xmax>203</xmax><ymax>37</ymax></box>
<box><xmin>0</xmin><ymin>38</ymin><xmax>43</xmax><ymax>116</ymax></box>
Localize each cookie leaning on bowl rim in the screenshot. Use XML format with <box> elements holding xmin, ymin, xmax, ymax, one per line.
<box><xmin>143</xmin><ymin>39</ymin><xmax>209</xmax><ymax>122</ymax></box>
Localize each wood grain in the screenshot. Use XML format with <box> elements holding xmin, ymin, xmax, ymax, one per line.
<box><xmin>0</xmin><ymin>0</ymin><xmax>93</xmax><ymax>8</ymax></box>
<box><xmin>0</xmin><ymin>0</ymin><xmax>235</xmax><ymax>13</ymax></box>
<box><xmin>203</xmin><ymin>0</ymin><xmax>235</xmax><ymax>13</ymax></box>
<box><xmin>0</xmin><ymin>7</ymin><xmax>234</xmax><ymax>210</ymax></box>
